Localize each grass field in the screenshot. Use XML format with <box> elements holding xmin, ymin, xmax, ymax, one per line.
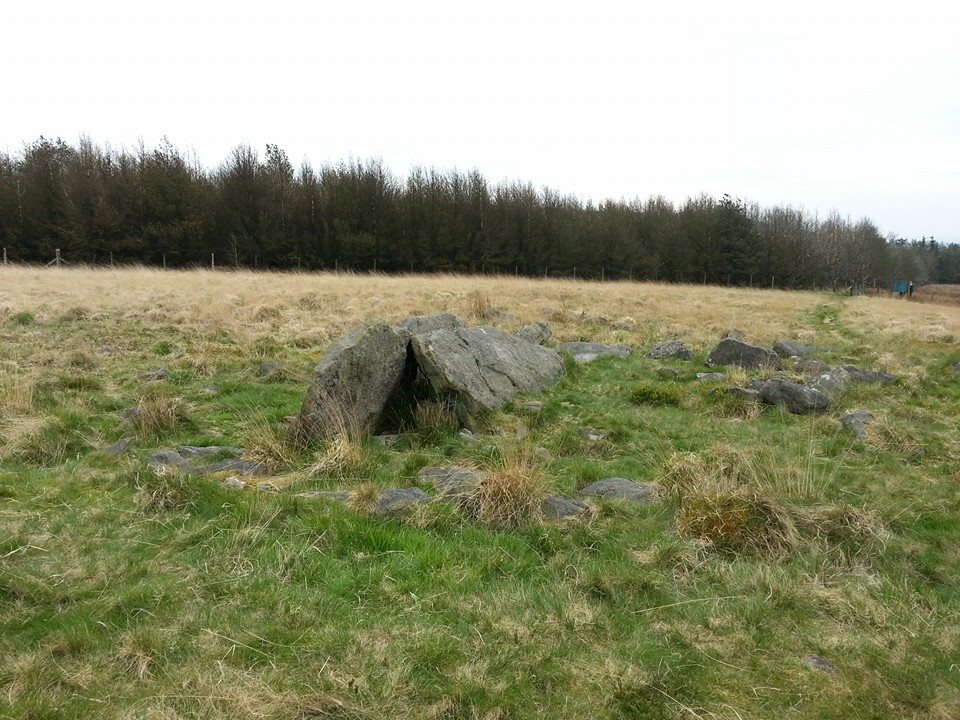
<box><xmin>1</xmin><ymin>267</ymin><xmax>959</xmax><ymax>719</ymax></box>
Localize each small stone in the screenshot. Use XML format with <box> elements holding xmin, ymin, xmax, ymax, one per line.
<box><xmin>841</xmin><ymin>410</ymin><xmax>874</xmax><ymax>441</ymax></box>
<box><xmin>578</xmin><ymin>427</ymin><xmax>606</xmax><ymax>442</ymax></box>
<box><xmin>373</xmin><ymin>487</ymin><xmax>430</xmax><ymax>516</ymax></box>
<box><xmin>802</xmin><ymin>655</ymin><xmax>836</xmax><ymax>672</ymax></box>
<box><xmin>147</xmin><ymin>450</ymin><xmax>193</xmax><ymax>472</ymax></box>
<box><xmin>560</xmin><ymin>402</ymin><xmax>576</xmax><ymax>409</ymax></box>
<box><xmin>296</xmin><ymin>490</ymin><xmax>352</xmax><ymax>502</ymax></box>
<box><xmin>418</xmin><ymin>467</ymin><xmax>487</xmax><ymax>496</ymax></box>
<box><xmin>533</xmin><ymin>447</ymin><xmax>554</xmax><ymax>461</ymax></box>
<box><xmin>200</xmin><ymin>386</ymin><xmax>219</xmax><ymax>396</ymax></box>
<box><xmin>796</xmin><ymin>357</ymin><xmax>829</xmax><ymax>374</ymax></box>
<box><xmin>728</xmin><ymin>387</ymin><xmax>761</xmax><ymax>401</ymax></box>
<box><xmin>515</xmin><ymin>322</ymin><xmax>552</xmax><ymax>345</ymax></box>
<box><xmin>809</xmin><ymin>367</ymin><xmax>851</xmax><ymax>398</ymax></box>
<box><xmin>842</xmin><ymin>366</ymin><xmax>895</xmax><ymax>383</ymax></box>
<box><xmin>657</xmin><ymin>367</ymin><xmax>684</xmax><ymax>378</ymax></box>
<box><xmin>707</xmin><ymin>339</ymin><xmax>780</xmax><ymax>369</ymax></box>
<box><xmin>577</xmin><ymin>478</ymin><xmax>660</xmax><ymax>504</ymax></box>
<box><xmin>178</xmin><ymin>445</ymin><xmax>244</xmax><ymax>459</ymax></box>
<box><xmin>724</xmin><ymin>329</ymin><xmax>745</xmax><ymax>341</ymax></box>
<box><xmin>223</xmin><ymin>476</ymin><xmax>247</xmax><ymax>490</ymax></box>
<box><xmin>556</xmin><ymin>341</ymin><xmax>632</xmax><ymax>364</ymax></box>
<box><xmin>696</xmin><ymin>372</ymin><xmax>726</xmax><ymax>382</ymax></box>
<box><xmin>256</xmin><ymin>362</ymin><xmax>284</xmax><ymax>377</ymax></box>
<box><xmin>197</xmin><ymin>459</ymin><xmax>266</xmax><ymax>476</ymax></box>
<box><xmin>458</xmin><ymin>428</ymin><xmax>478</xmax><ymax>443</ymax></box>
<box><xmin>540</xmin><ymin>495</ymin><xmax>590</xmax><ymax>521</ymax></box>
<box><xmin>372</xmin><ymin>434</ymin><xmax>401</xmax><ymax>447</ymax></box>
<box><xmin>140</xmin><ymin>367</ymin><xmax>167</xmax><ymax>381</ymax></box>
<box><xmin>647</xmin><ymin>339</ymin><xmax>693</xmax><ymax>361</ymax></box>
<box><xmin>772</xmin><ymin>340</ymin><xmax>811</xmax><ymax>359</ymax></box>
<box><xmin>104</xmin><ymin>436</ymin><xmax>135</xmax><ymax>458</ymax></box>
<box><xmin>521</xmin><ymin>401</ymin><xmax>545</xmax><ymax>413</ymax></box>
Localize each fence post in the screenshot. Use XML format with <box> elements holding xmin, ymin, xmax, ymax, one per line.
<box><xmin>55</xmin><ymin>249</ymin><xmax>61</xmax><ymax>267</ymax></box>
<box><xmin>162</xmin><ymin>254</ymin><xmax>166</xmax><ymax>269</ymax></box>
<box><xmin>211</xmin><ymin>253</ymin><xmax>215</xmax><ymax>270</ymax></box>
<box><xmin>2</xmin><ymin>247</ymin><xmax>6</xmax><ymax>265</ymax></box>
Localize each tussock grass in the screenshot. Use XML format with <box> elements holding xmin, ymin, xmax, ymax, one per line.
<box><xmin>308</xmin><ymin>435</ymin><xmax>369</xmax><ymax>479</ymax></box>
<box><xmin>629</xmin><ymin>383</ymin><xmax>685</xmax><ymax>406</ymax></box>
<box><xmin>131</xmin><ymin>393</ymin><xmax>191</xmax><ymax>439</ymax></box>
<box><xmin>464</xmin><ymin>450</ymin><xmax>548</xmax><ymax>529</ymax></box>
<box><xmin>134</xmin><ymin>466</ymin><xmax>196</xmax><ymax>512</ymax></box>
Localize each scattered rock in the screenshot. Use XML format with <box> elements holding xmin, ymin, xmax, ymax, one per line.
<box><xmin>953</xmin><ymin>361</ymin><xmax>960</xmax><ymax>374</ymax></box>
<box><xmin>724</xmin><ymin>329</ymin><xmax>746</xmax><ymax>341</ymax></box>
<box><xmin>696</xmin><ymin>372</ymin><xmax>726</xmax><ymax>382</ymax></box>
<box><xmin>556</xmin><ymin>342</ymin><xmax>632</xmax><ymax>364</ymax></box>
<box><xmin>707</xmin><ymin>339</ymin><xmax>781</xmax><ymax>369</ymax></box>
<box><xmin>515</xmin><ymin>322</ymin><xmax>552</xmax><ymax>345</ymax></box>
<box><xmin>533</xmin><ymin>447</ymin><xmax>554</xmax><ymax>462</ymax></box>
<box><xmin>255</xmin><ymin>362</ymin><xmax>285</xmax><ymax>377</ymax></box>
<box><xmin>842</xmin><ymin>366</ymin><xmax>895</xmax><ymax>383</ymax></box>
<box><xmin>297</xmin><ymin>319</ymin><xmax>410</xmax><ymax>442</ymax></box>
<box><xmin>296</xmin><ymin>490</ymin><xmax>352</xmax><ymax>502</ymax></box>
<box><xmin>540</xmin><ymin>495</ymin><xmax>590</xmax><ymax>522</ymax></box>
<box><xmin>647</xmin><ymin>339</ymin><xmax>693</xmax><ymax>360</ymax></box>
<box><xmin>520</xmin><ymin>401</ymin><xmax>545</xmax><ymax>413</ymax></box>
<box><xmin>198</xmin><ymin>459</ymin><xmax>267</xmax><ymax>476</ymax></box>
<box><xmin>795</xmin><ymin>357</ymin><xmax>829</xmax><ymax>374</ymax></box>
<box><xmin>119</xmin><ymin>407</ymin><xmax>142</xmax><ymax>424</ymax></box>
<box><xmin>758</xmin><ymin>379</ymin><xmax>830</xmax><ymax>414</ymax></box>
<box><xmin>199</xmin><ymin>386</ymin><xmax>219</xmax><ymax>396</ymax></box>
<box><xmin>373</xmin><ymin>487</ymin><xmax>430</xmax><ymax>516</ymax></box>
<box><xmin>400</xmin><ymin>312</ymin><xmax>466</xmax><ymax>336</ymax></box>
<box><xmin>578</xmin><ymin>427</ymin><xmax>606</xmax><ymax>442</ymax></box>
<box><xmin>178</xmin><ymin>445</ymin><xmax>244</xmax><ymax>459</ymax></box>
<box><xmin>841</xmin><ymin>410</ymin><xmax>874</xmax><ymax>440</ymax></box>
<box><xmin>256</xmin><ymin>483</ymin><xmax>282</xmax><ymax>493</ymax></box>
<box><xmin>372</xmin><ymin>434</ymin><xmax>401</xmax><ymax>447</ymax></box>
<box><xmin>658</xmin><ymin>367</ymin><xmax>685</xmax><ymax>378</ymax></box>
<box><xmin>223</xmin><ymin>476</ymin><xmax>247</xmax><ymax>490</ymax></box>
<box><xmin>412</xmin><ymin>326</ymin><xmax>564</xmax><ymax>425</ymax></box>
<box><xmin>809</xmin><ymin>367</ymin><xmax>851</xmax><ymax>398</ymax></box>
<box><xmin>577</xmin><ymin>478</ymin><xmax>659</xmax><ymax>504</ymax></box>
<box><xmin>140</xmin><ymin>367</ymin><xmax>167</xmax><ymax>381</ymax></box>
<box><xmin>772</xmin><ymin>340</ymin><xmax>811</xmax><ymax>358</ymax></box>
<box><xmin>802</xmin><ymin>655</ymin><xmax>836</xmax><ymax>673</ymax></box>
<box><xmin>458</xmin><ymin>428</ymin><xmax>478</xmax><ymax>443</ymax></box>
<box><xmin>147</xmin><ymin>450</ymin><xmax>193</xmax><ymax>472</ymax></box>
<box><xmin>728</xmin><ymin>387</ymin><xmax>761</xmax><ymax>401</ymax></box>
<box><xmin>418</xmin><ymin>466</ymin><xmax>487</xmax><ymax>496</ymax></box>
<box><xmin>104</xmin><ymin>436</ymin><xmax>135</xmax><ymax>457</ymax></box>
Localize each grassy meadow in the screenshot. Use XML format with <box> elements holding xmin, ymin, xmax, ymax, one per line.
<box><xmin>1</xmin><ymin>267</ymin><xmax>959</xmax><ymax>719</ymax></box>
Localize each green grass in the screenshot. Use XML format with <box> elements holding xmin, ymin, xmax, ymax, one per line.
<box><xmin>1</xmin><ymin>294</ymin><xmax>959</xmax><ymax>719</ymax></box>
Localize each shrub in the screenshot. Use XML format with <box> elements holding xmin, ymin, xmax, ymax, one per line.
<box><xmin>10</xmin><ymin>311</ymin><xmax>34</xmax><ymax>326</ymax></box>
<box><xmin>630</xmin><ymin>383</ymin><xmax>684</xmax><ymax>407</ymax></box>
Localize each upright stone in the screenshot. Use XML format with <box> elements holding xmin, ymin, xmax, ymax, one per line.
<box><xmin>706</xmin><ymin>338</ymin><xmax>781</xmax><ymax>369</ymax></box>
<box><xmin>411</xmin><ymin>327</ymin><xmax>564</xmax><ymax>425</ymax></box>
<box><xmin>297</xmin><ymin>319</ymin><xmax>409</xmax><ymax>442</ymax></box>
<box><xmin>400</xmin><ymin>313</ymin><xmax>466</xmax><ymax>336</ymax></box>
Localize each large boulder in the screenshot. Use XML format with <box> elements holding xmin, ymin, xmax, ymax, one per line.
<box><xmin>400</xmin><ymin>312</ymin><xmax>465</xmax><ymax>336</ymax></box>
<box><xmin>759</xmin><ymin>379</ymin><xmax>830</xmax><ymax>414</ymax></box>
<box><xmin>647</xmin><ymin>339</ymin><xmax>693</xmax><ymax>360</ymax></box>
<box><xmin>516</xmin><ymin>322</ymin><xmax>552</xmax><ymax>345</ymax></box>
<box><xmin>297</xmin><ymin>319</ymin><xmax>410</xmax><ymax>442</ymax></box>
<box><xmin>809</xmin><ymin>367</ymin><xmax>851</xmax><ymax>398</ymax></box>
<box><xmin>706</xmin><ymin>339</ymin><xmax>781</xmax><ymax>369</ymax></box>
<box><xmin>411</xmin><ymin>327</ymin><xmax>564</xmax><ymax>425</ymax></box>
<box><xmin>772</xmin><ymin>340</ymin><xmax>811</xmax><ymax>358</ymax></box>
<box><xmin>556</xmin><ymin>342</ymin><xmax>632</xmax><ymax>364</ymax></box>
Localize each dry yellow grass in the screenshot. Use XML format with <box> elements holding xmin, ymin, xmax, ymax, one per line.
<box><xmin>4</xmin><ymin>266</ymin><xmax>958</xmax><ymax>352</ymax></box>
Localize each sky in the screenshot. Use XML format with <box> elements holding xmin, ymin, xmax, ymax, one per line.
<box><xmin>2</xmin><ymin>1</ymin><xmax>958</xmax><ymax>242</ymax></box>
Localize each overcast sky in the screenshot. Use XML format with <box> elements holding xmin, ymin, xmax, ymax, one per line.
<box><xmin>3</xmin><ymin>1</ymin><xmax>958</xmax><ymax>242</ymax></box>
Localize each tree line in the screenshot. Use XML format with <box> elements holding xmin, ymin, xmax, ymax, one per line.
<box><xmin>1</xmin><ymin>137</ymin><xmax>957</xmax><ymax>287</ymax></box>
